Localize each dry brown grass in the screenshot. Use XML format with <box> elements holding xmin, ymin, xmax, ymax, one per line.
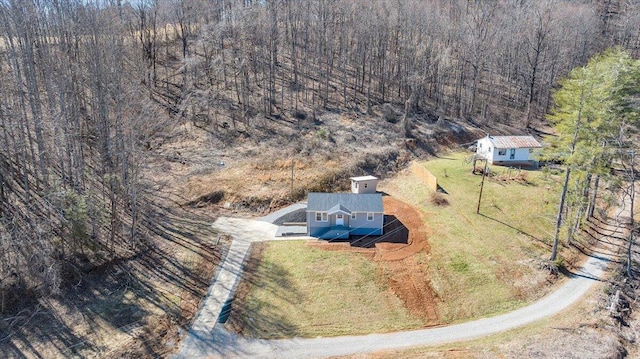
<box><xmin>429</xmin><ymin>192</ymin><xmax>450</xmax><ymax>206</ymax></box>
<box><xmin>182</xmin><ymin>156</ymin><xmax>349</xmax><ymax>210</ymax></box>
<box><xmin>148</xmin><ymin>109</ymin><xmax>423</xmax><ymax>215</ymax></box>
<box><xmin>2</xmin><ymin>201</ymin><xmax>225</xmax><ymax>358</ymax></box>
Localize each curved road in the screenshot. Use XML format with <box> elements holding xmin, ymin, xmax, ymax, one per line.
<box><xmin>174</xmin><ymin>216</ymin><xmax>612</xmax><ymax>359</ymax></box>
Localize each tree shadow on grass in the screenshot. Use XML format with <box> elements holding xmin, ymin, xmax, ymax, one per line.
<box><xmin>570</xmin><ymin>215</ymin><xmax>631</xmax><ymax>265</ymax></box>
<box><xmin>1</xmin><ymin>304</ymin><xmax>88</xmax><ymax>359</ymax></box>
<box><xmin>224</xmin><ymin>243</ymin><xmax>302</xmax><ymax>339</ymax></box>
<box><xmin>2</xmin><ymin>199</ymin><xmax>224</xmax><ymax>358</ymax></box>
<box><xmin>558</xmin><ymin>261</ymin><xmax>609</xmax><ymax>282</ymax></box>
<box><xmin>0</xmin><ymin>268</ymin><xmax>145</xmax><ymax>358</ymax></box>
<box><xmin>478</xmin><ymin>213</ymin><xmax>550</xmax><ymax>248</ymax></box>
<box><xmin>584</xmin><ymin>216</ymin><xmax>627</xmax><ymax>243</ymax></box>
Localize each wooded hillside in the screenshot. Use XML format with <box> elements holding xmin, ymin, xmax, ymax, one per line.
<box><xmin>1</xmin><ymin>0</ymin><xmax>639</xmax><ymax>352</ymax></box>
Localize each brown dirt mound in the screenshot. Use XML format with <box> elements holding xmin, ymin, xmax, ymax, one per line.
<box><xmin>381</xmin><ymin>256</ymin><xmax>440</xmax><ymax>324</ymax></box>
<box><xmin>308</xmin><ymin>196</ymin><xmax>439</xmax><ymax>325</ymax></box>
<box><xmin>374</xmin><ymin>196</ymin><xmax>430</xmax><ymax>261</ymax></box>
<box><xmin>377</xmin><ymin>196</ymin><xmax>439</xmax><ymax>324</ymax></box>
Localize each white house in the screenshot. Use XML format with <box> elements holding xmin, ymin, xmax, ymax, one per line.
<box><xmin>350</xmin><ymin>175</ymin><xmax>378</xmax><ymax>194</ymax></box>
<box><xmin>476</xmin><ymin>135</ymin><xmax>542</xmax><ymax>167</ymax></box>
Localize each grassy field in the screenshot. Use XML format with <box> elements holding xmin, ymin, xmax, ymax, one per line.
<box><xmin>234</xmin><ymin>152</ymin><xmax>562</xmax><ymax>338</ymax></box>
<box><xmin>381</xmin><ymin>152</ymin><xmax>561</xmax><ymax>322</ymax></box>
<box><xmin>235</xmin><ymin>241</ymin><xmax>424</xmax><ymax>338</ymax></box>
<box><xmin>337</xmin><ymin>285</ymin><xmax>624</xmax><ymax>359</ymax></box>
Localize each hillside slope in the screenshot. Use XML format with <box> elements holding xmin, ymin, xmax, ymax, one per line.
<box><xmin>1</xmin><ymin>0</ymin><xmax>640</xmax><ymax>357</ymax></box>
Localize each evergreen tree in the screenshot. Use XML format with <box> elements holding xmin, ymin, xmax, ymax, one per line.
<box><xmin>545</xmin><ymin>48</ymin><xmax>640</xmax><ymax>262</ymax></box>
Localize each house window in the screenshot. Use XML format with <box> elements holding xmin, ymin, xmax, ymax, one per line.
<box><xmin>498</xmin><ymin>149</ymin><xmax>506</xmax><ymax>155</ymax></box>
<box><xmin>529</xmin><ymin>148</ymin><xmax>534</xmax><ymax>153</ymax></box>
<box><xmin>351</xmin><ymin>212</ymin><xmax>356</xmax><ymax>220</ymax></box>
<box><xmin>367</xmin><ymin>212</ymin><xmax>374</xmax><ymax>221</ymax></box>
<box><xmin>364</xmin><ymin>183</ymin><xmax>368</xmax><ymax>188</ymax></box>
<box><xmin>355</xmin><ymin>182</ymin><xmax>358</xmax><ymax>188</ymax></box>
<box><xmin>316</xmin><ymin>212</ymin><xmax>328</xmax><ymax>222</ymax></box>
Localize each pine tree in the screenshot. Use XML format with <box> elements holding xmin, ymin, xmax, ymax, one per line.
<box><xmin>545</xmin><ymin>48</ymin><xmax>640</xmax><ymax>262</ymax></box>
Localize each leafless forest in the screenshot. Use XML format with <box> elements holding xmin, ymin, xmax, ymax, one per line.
<box><xmin>1</xmin><ymin>0</ymin><xmax>639</xmax><ymax>352</ymax></box>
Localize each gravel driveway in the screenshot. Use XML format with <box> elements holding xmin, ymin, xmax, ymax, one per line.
<box><xmin>174</xmin><ymin>206</ymin><xmax>616</xmax><ymax>358</ymax></box>
<box><xmin>176</xmin><ymin>249</ymin><xmax>610</xmax><ymax>358</ymax></box>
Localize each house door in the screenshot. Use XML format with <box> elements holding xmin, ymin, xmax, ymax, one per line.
<box><xmin>509</xmin><ymin>148</ymin><xmax>516</xmax><ymax>160</ymax></box>
<box><xmin>336</xmin><ymin>214</ymin><xmax>344</xmax><ymax>226</ymax></box>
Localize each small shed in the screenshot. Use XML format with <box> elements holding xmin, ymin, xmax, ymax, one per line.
<box><xmin>350</xmin><ymin>175</ymin><xmax>378</xmax><ymax>194</ymax></box>
<box><xmin>476</xmin><ymin>135</ymin><xmax>542</xmax><ymax>167</ymax></box>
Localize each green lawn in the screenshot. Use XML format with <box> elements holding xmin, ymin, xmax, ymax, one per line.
<box><xmin>235</xmin><ymin>152</ymin><xmax>562</xmax><ymax>337</ymax></box>
<box><xmin>236</xmin><ymin>241</ymin><xmax>424</xmax><ymax>338</ymax></box>
<box><xmin>382</xmin><ymin>152</ymin><xmax>560</xmax><ymax>322</ymax></box>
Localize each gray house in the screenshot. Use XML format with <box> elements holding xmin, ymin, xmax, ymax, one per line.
<box><xmin>306</xmin><ymin>192</ymin><xmax>384</xmax><ymax>240</ymax></box>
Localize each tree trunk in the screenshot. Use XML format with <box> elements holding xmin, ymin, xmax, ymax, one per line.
<box><xmin>627</xmin><ymin>155</ymin><xmax>635</xmax><ymax>278</ymax></box>
<box><xmin>588</xmin><ymin>174</ymin><xmax>600</xmax><ymax>218</ymax></box>
<box><xmin>551</xmin><ymin>166</ymin><xmax>571</xmax><ymax>261</ymax></box>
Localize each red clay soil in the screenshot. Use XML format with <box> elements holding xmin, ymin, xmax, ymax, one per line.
<box><xmin>309</xmin><ymin>196</ymin><xmax>439</xmax><ymax>325</ymax></box>
<box><xmin>374</xmin><ymin>196</ymin><xmax>430</xmax><ymax>261</ymax></box>
<box><xmin>378</xmin><ymin>196</ymin><xmax>439</xmax><ymax>324</ymax></box>
<box><xmin>380</xmin><ymin>255</ymin><xmax>439</xmax><ymax>324</ymax></box>
<box><xmin>307</xmin><ymin>196</ymin><xmax>430</xmax><ymax>260</ymax></box>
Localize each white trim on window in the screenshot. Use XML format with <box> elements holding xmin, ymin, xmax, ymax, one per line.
<box><xmin>316</xmin><ymin>212</ymin><xmax>328</xmax><ymax>222</ymax></box>
<box><xmin>367</xmin><ymin>212</ymin><xmax>374</xmax><ymax>221</ymax></box>
<box><xmin>351</xmin><ymin>212</ymin><xmax>356</xmax><ymax>219</ymax></box>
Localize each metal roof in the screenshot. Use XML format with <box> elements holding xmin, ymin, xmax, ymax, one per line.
<box><xmin>327</xmin><ymin>204</ymin><xmax>351</xmax><ymax>215</ymax></box>
<box><xmin>350</xmin><ymin>175</ymin><xmax>378</xmax><ymax>181</ymax></box>
<box><xmin>483</xmin><ymin>135</ymin><xmax>542</xmax><ymax>149</ymax></box>
<box><xmin>306</xmin><ymin>193</ymin><xmax>383</xmax><ymax>213</ymax></box>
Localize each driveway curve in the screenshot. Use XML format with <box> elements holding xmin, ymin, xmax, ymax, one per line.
<box><xmin>174</xmin><ymin>216</ymin><xmax>612</xmax><ymax>359</ymax></box>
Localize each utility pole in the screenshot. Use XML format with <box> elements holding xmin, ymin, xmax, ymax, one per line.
<box><xmin>291</xmin><ymin>157</ymin><xmax>295</xmax><ymax>202</ymax></box>
<box><xmin>476</xmin><ymin>159</ymin><xmax>488</xmax><ymax>214</ymax></box>
<box><xmin>627</xmin><ymin>150</ymin><xmax>635</xmax><ymax>278</ymax></box>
